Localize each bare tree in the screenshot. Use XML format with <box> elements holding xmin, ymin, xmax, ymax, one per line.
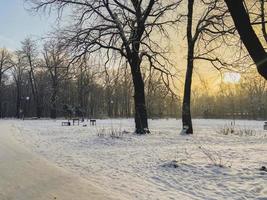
<box><xmin>240</xmin><ymin>71</ymin><xmax>267</xmax><ymax>118</ymax></box>
<box><xmin>27</xmin><ymin>0</ymin><xmax>180</xmax><ymax>134</ymax></box>
<box><xmin>181</xmin><ymin>0</ymin><xmax>233</xmax><ymax>134</ymax></box>
<box><xmin>11</xmin><ymin>52</ymin><xmax>27</xmax><ymax>118</ymax></box>
<box><xmin>0</xmin><ymin>48</ymin><xmax>12</xmax><ymax>118</ymax></box>
<box><xmin>224</xmin><ymin>0</ymin><xmax>267</xmax><ymax>79</ymax></box>
<box><xmin>75</xmin><ymin>55</ymin><xmax>100</xmax><ymax>118</ymax></box>
<box><xmin>20</xmin><ymin>38</ymin><xmax>43</xmax><ymax>118</ymax></box>
<box><xmin>42</xmin><ymin>40</ymin><xmax>70</xmax><ymax>118</ymax></box>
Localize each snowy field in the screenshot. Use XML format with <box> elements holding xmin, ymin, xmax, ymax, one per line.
<box><xmin>9</xmin><ymin>119</ymin><xmax>267</xmax><ymax>200</ymax></box>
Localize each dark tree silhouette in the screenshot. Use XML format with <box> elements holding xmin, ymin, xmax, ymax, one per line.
<box><xmin>20</xmin><ymin>38</ymin><xmax>43</xmax><ymax>118</ymax></box>
<box><xmin>182</xmin><ymin>0</ymin><xmax>230</xmax><ymax>134</ymax></box>
<box><xmin>0</xmin><ymin>49</ymin><xmax>12</xmax><ymax>118</ymax></box>
<box><xmin>43</xmin><ymin>40</ymin><xmax>70</xmax><ymax>119</ymax></box>
<box><xmin>28</xmin><ymin>0</ymin><xmax>179</xmax><ymax>134</ymax></box>
<box><xmin>224</xmin><ymin>0</ymin><xmax>267</xmax><ymax>80</ymax></box>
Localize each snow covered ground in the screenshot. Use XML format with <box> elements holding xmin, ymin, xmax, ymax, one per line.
<box><xmin>0</xmin><ymin>122</ymin><xmax>117</xmax><ymax>200</ymax></box>
<box><xmin>9</xmin><ymin>119</ymin><xmax>267</xmax><ymax>200</ymax></box>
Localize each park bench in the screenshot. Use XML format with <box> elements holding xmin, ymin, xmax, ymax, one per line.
<box><xmin>90</xmin><ymin>119</ymin><xmax>96</xmax><ymax>126</ymax></box>
<box><xmin>62</xmin><ymin>121</ymin><xmax>71</xmax><ymax>126</ymax></box>
<box><xmin>264</xmin><ymin>122</ymin><xmax>267</xmax><ymax>130</ymax></box>
<box><xmin>72</xmin><ymin>118</ymin><xmax>80</xmax><ymax>126</ymax></box>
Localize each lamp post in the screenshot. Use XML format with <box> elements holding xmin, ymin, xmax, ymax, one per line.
<box><xmin>22</xmin><ymin>96</ymin><xmax>30</xmax><ymax>120</ymax></box>
<box><xmin>110</xmin><ymin>100</ymin><xmax>114</xmax><ymax>128</ymax></box>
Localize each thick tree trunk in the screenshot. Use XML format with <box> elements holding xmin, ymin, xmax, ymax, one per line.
<box><xmin>130</xmin><ymin>62</ymin><xmax>149</xmax><ymax>134</ymax></box>
<box><xmin>225</xmin><ymin>0</ymin><xmax>267</xmax><ymax>79</ymax></box>
<box><xmin>182</xmin><ymin>54</ymin><xmax>194</xmax><ymax>134</ymax></box>
<box><xmin>182</xmin><ymin>0</ymin><xmax>194</xmax><ymax>134</ymax></box>
<box><xmin>133</xmin><ymin>72</ymin><xmax>149</xmax><ymax>134</ymax></box>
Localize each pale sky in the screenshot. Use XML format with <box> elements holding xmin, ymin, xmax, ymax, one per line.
<box><xmin>0</xmin><ymin>0</ymin><xmax>55</xmax><ymax>50</ymax></box>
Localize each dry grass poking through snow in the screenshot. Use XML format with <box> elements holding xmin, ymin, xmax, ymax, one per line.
<box><xmin>96</xmin><ymin>127</ymin><xmax>131</xmax><ymax>139</ymax></box>
<box><xmin>216</xmin><ymin>124</ymin><xmax>258</xmax><ymax>137</ymax></box>
<box><xmin>10</xmin><ymin>119</ymin><xmax>267</xmax><ymax>200</ymax></box>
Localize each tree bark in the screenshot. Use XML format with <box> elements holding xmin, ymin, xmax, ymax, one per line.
<box><xmin>182</xmin><ymin>0</ymin><xmax>194</xmax><ymax>134</ymax></box>
<box><xmin>182</xmin><ymin>51</ymin><xmax>194</xmax><ymax>134</ymax></box>
<box><xmin>224</xmin><ymin>0</ymin><xmax>267</xmax><ymax>79</ymax></box>
<box><xmin>130</xmin><ymin>58</ymin><xmax>149</xmax><ymax>134</ymax></box>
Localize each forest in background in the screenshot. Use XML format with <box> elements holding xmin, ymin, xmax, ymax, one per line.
<box><xmin>0</xmin><ymin>0</ymin><xmax>267</xmax><ymax>132</ymax></box>
<box><xmin>0</xmin><ymin>41</ymin><xmax>180</xmax><ymax>119</ymax></box>
<box><xmin>1</xmin><ymin>41</ymin><xmax>266</xmax><ymax>120</ymax></box>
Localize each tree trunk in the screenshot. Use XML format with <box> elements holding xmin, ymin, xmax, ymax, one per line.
<box><xmin>182</xmin><ymin>53</ymin><xmax>194</xmax><ymax>134</ymax></box>
<box><xmin>50</xmin><ymin>84</ymin><xmax>57</xmax><ymax>119</ymax></box>
<box><xmin>107</xmin><ymin>87</ymin><xmax>113</xmax><ymax>117</ymax></box>
<box><xmin>28</xmin><ymin>71</ymin><xmax>42</xmax><ymax>118</ymax></box>
<box><xmin>36</xmin><ymin>104</ymin><xmax>42</xmax><ymax>118</ymax></box>
<box><xmin>130</xmin><ymin>61</ymin><xmax>149</xmax><ymax>134</ymax></box>
<box><xmin>16</xmin><ymin>84</ymin><xmax>21</xmax><ymax>118</ymax></box>
<box><xmin>78</xmin><ymin>66</ymin><xmax>85</xmax><ymax>112</ymax></box>
<box><xmin>225</xmin><ymin>0</ymin><xmax>267</xmax><ymax>79</ymax></box>
<box><xmin>182</xmin><ymin>0</ymin><xmax>194</xmax><ymax>134</ymax></box>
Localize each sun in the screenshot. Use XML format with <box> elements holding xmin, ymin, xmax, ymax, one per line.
<box><xmin>223</xmin><ymin>72</ymin><xmax>241</xmax><ymax>84</ymax></box>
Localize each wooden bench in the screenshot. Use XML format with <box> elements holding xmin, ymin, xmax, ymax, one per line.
<box><xmin>62</xmin><ymin>121</ymin><xmax>71</xmax><ymax>126</ymax></box>
<box><xmin>72</xmin><ymin>118</ymin><xmax>80</xmax><ymax>126</ymax></box>
<box><xmin>90</xmin><ymin>119</ymin><xmax>96</xmax><ymax>126</ymax></box>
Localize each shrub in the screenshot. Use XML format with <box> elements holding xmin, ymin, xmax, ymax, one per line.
<box><xmin>96</xmin><ymin>127</ymin><xmax>129</xmax><ymax>139</ymax></box>
<box><xmin>217</xmin><ymin>125</ymin><xmax>256</xmax><ymax>137</ymax></box>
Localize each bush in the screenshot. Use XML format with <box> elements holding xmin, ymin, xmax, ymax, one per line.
<box><xmin>96</xmin><ymin>127</ymin><xmax>129</xmax><ymax>139</ymax></box>
<box><xmin>217</xmin><ymin>125</ymin><xmax>235</xmax><ymax>135</ymax></box>
<box><xmin>217</xmin><ymin>125</ymin><xmax>256</xmax><ymax>137</ymax></box>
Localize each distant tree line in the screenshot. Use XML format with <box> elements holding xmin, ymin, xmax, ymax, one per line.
<box><xmin>1</xmin><ymin>0</ymin><xmax>267</xmax><ymax>135</ymax></box>
<box><xmin>191</xmin><ymin>72</ymin><xmax>267</xmax><ymax>120</ymax></box>
<box><xmin>1</xmin><ymin>40</ymin><xmax>267</xmax><ymax>121</ymax></box>
<box><xmin>0</xmin><ymin>41</ymin><xmax>180</xmax><ymax>119</ymax></box>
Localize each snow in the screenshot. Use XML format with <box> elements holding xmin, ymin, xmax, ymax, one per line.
<box><xmin>0</xmin><ymin>121</ymin><xmax>118</xmax><ymax>200</ymax></box>
<box><xmin>9</xmin><ymin>119</ymin><xmax>267</xmax><ymax>199</ymax></box>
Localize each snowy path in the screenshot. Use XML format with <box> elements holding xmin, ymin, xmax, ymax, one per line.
<box><xmin>0</xmin><ymin>121</ymin><xmax>119</xmax><ymax>200</ymax></box>
<box><xmin>8</xmin><ymin>119</ymin><xmax>267</xmax><ymax>199</ymax></box>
